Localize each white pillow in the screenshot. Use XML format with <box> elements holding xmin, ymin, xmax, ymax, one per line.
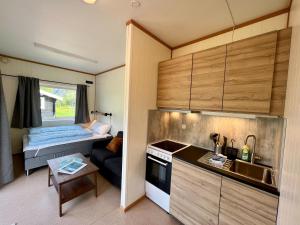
<box><xmin>90</xmin><ymin>122</ymin><xmax>111</xmax><ymax>135</ymax></box>
<box><xmin>88</xmin><ymin>120</ymin><xmax>97</xmax><ymax>129</ymax></box>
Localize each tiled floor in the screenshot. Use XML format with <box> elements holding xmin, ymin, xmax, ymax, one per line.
<box><xmin>0</xmin><ymin>159</ymin><xmax>180</xmax><ymax>225</ymax></box>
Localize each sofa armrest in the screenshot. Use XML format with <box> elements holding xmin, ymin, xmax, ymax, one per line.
<box><xmin>92</xmin><ymin>137</ymin><xmax>113</xmax><ymax>149</ymax></box>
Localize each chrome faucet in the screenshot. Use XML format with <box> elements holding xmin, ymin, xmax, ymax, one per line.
<box><xmin>245</xmin><ymin>135</ymin><xmax>261</xmax><ymax>164</ymax></box>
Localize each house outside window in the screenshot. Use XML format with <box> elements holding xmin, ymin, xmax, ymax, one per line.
<box><xmin>40</xmin><ymin>82</ymin><xmax>76</xmax><ymax>122</ymax></box>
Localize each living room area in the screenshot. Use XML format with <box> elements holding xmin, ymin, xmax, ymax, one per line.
<box><xmin>0</xmin><ymin>32</ymin><xmax>178</xmax><ymax>225</ymax></box>
<box><xmin>0</xmin><ymin>0</ymin><xmax>180</xmax><ymax>223</ymax></box>
<box><xmin>1</xmin><ymin>153</ymin><xmax>176</xmax><ymax>225</ymax></box>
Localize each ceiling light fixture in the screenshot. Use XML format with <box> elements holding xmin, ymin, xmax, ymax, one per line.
<box><xmin>34</xmin><ymin>42</ymin><xmax>98</xmax><ymax>64</ymax></box>
<box><xmin>131</xmin><ymin>0</ymin><xmax>141</xmax><ymax>8</ymax></box>
<box><xmin>201</xmin><ymin>111</ymin><xmax>256</xmax><ymax>119</ymax></box>
<box><xmin>83</xmin><ymin>0</ymin><xmax>97</xmax><ymax>5</ymax></box>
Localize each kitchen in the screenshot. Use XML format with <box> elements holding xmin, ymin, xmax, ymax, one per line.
<box><xmin>145</xmin><ymin>28</ymin><xmax>291</xmax><ymax>225</ymax></box>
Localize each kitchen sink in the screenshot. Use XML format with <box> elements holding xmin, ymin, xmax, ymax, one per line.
<box><xmin>229</xmin><ymin>160</ymin><xmax>275</xmax><ymax>186</ymax></box>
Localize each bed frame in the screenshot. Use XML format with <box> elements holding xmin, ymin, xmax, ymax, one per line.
<box><xmin>24</xmin><ymin>136</ymin><xmax>112</xmax><ymax>175</ymax></box>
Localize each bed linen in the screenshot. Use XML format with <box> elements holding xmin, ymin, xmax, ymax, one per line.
<box><xmin>27</xmin><ymin>128</ymin><xmax>93</xmax><ymax>147</ymax></box>
<box><xmin>29</xmin><ymin>125</ymin><xmax>83</xmax><ymax>134</ymax></box>
<box><xmin>23</xmin><ymin>133</ymin><xmax>111</xmax><ymax>151</ymax></box>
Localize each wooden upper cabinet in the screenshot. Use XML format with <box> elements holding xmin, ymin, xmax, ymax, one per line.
<box><xmin>190</xmin><ymin>45</ymin><xmax>226</xmax><ymax>111</ymax></box>
<box><xmin>270</xmin><ymin>28</ymin><xmax>292</xmax><ymax>116</ymax></box>
<box><xmin>219</xmin><ymin>178</ymin><xmax>278</xmax><ymax>225</ymax></box>
<box><xmin>157</xmin><ymin>55</ymin><xmax>192</xmax><ymax>109</ymax></box>
<box><xmin>223</xmin><ymin>32</ymin><xmax>278</xmax><ymax>114</ymax></box>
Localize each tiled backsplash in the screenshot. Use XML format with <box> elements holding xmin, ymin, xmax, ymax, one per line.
<box><xmin>147</xmin><ymin>110</ymin><xmax>285</xmax><ymax>169</ymax></box>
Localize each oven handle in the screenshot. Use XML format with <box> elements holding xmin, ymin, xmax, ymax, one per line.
<box><xmin>147</xmin><ymin>156</ymin><xmax>168</xmax><ymax>166</ymax></box>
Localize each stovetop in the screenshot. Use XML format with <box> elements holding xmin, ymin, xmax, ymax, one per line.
<box><xmin>150</xmin><ymin>140</ymin><xmax>187</xmax><ymax>153</ymax></box>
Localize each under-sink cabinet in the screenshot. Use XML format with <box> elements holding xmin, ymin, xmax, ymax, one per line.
<box><xmin>219</xmin><ymin>178</ymin><xmax>278</xmax><ymax>225</ymax></box>
<box><xmin>170</xmin><ymin>159</ymin><xmax>279</xmax><ymax>225</ymax></box>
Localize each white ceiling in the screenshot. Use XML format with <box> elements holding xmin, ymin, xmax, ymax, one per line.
<box><xmin>0</xmin><ymin>0</ymin><xmax>289</xmax><ymax>74</ymax></box>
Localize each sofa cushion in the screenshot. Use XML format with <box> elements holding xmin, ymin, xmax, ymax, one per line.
<box><xmin>104</xmin><ymin>157</ymin><xmax>122</xmax><ymax>177</ymax></box>
<box><xmin>92</xmin><ymin>137</ymin><xmax>113</xmax><ymax>149</ymax></box>
<box><xmin>90</xmin><ymin>147</ymin><xmax>116</xmax><ymax>164</ymax></box>
<box><xmin>106</xmin><ymin>137</ymin><xmax>123</xmax><ymax>154</ymax></box>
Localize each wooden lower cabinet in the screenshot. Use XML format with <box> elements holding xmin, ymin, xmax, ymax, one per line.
<box><xmin>170</xmin><ymin>159</ymin><xmax>222</xmax><ymax>225</ymax></box>
<box><xmin>219</xmin><ymin>178</ymin><xmax>278</xmax><ymax>225</ymax></box>
<box><xmin>170</xmin><ymin>161</ymin><xmax>279</xmax><ymax>225</ymax></box>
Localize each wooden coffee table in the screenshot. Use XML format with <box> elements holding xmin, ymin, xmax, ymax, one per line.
<box><xmin>47</xmin><ymin>153</ymin><xmax>99</xmax><ymax>217</ymax></box>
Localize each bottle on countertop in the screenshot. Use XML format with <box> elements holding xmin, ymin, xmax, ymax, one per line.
<box><xmin>215</xmin><ymin>142</ymin><xmax>222</xmax><ymax>155</ymax></box>
<box><xmin>241</xmin><ymin>144</ymin><xmax>250</xmax><ymax>161</ymax></box>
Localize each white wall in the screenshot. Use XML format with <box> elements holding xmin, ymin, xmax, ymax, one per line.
<box><xmin>95</xmin><ymin>67</ymin><xmax>125</xmax><ymax>136</ymax></box>
<box><xmin>172</xmin><ymin>13</ymin><xmax>288</xmax><ymax>58</ymax></box>
<box><xmin>278</xmin><ymin>0</ymin><xmax>300</xmax><ymax>224</ymax></box>
<box><xmin>0</xmin><ymin>57</ymin><xmax>95</xmax><ymax>154</ymax></box>
<box><xmin>121</xmin><ymin>24</ymin><xmax>171</xmax><ymax>208</ymax></box>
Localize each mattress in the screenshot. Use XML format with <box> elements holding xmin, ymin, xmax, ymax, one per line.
<box><xmin>27</xmin><ymin>126</ymin><xmax>93</xmax><ymax>146</ymax></box>
<box><xmin>29</xmin><ymin>125</ymin><xmax>83</xmax><ymax>134</ymax></box>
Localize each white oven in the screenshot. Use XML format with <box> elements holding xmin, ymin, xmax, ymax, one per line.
<box><xmin>145</xmin><ymin>140</ymin><xmax>189</xmax><ymax>212</ymax></box>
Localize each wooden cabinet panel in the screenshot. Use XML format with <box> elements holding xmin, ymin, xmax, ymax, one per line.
<box><xmin>170</xmin><ymin>159</ymin><xmax>221</xmax><ymax>225</ymax></box>
<box><xmin>219</xmin><ymin>178</ymin><xmax>278</xmax><ymax>225</ymax></box>
<box><xmin>223</xmin><ymin>32</ymin><xmax>278</xmax><ymax>113</ymax></box>
<box><xmin>270</xmin><ymin>28</ymin><xmax>292</xmax><ymax>116</ymax></box>
<box><xmin>157</xmin><ymin>55</ymin><xmax>192</xmax><ymax>109</ymax></box>
<box><xmin>191</xmin><ymin>45</ymin><xmax>226</xmax><ymax>111</ymax></box>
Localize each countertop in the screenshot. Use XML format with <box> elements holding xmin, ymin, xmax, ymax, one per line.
<box><xmin>173</xmin><ymin>145</ymin><xmax>279</xmax><ymax>196</ymax></box>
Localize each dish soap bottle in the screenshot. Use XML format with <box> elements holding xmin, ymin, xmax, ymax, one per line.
<box><xmin>241</xmin><ymin>144</ymin><xmax>250</xmax><ymax>161</ymax></box>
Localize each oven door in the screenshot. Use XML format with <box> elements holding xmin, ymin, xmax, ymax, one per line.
<box><xmin>146</xmin><ymin>153</ymin><xmax>172</xmax><ymax>194</ymax></box>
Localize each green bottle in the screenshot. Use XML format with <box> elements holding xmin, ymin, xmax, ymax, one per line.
<box><xmin>241</xmin><ymin>144</ymin><xmax>250</xmax><ymax>161</ymax></box>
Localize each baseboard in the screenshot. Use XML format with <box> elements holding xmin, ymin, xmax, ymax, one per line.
<box><xmin>122</xmin><ymin>195</ymin><xmax>146</xmax><ymax>212</ymax></box>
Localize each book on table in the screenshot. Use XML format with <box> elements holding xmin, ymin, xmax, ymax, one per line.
<box><xmin>58</xmin><ymin>159</ymin><xmax>87</xmax><ymax>175</ymax></box>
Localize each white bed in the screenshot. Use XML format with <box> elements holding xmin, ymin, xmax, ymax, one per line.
<box><xmin>23</xmin><ymin>122</ymin><xmax>112</xmax><ymax>175</ymax></box>
<box><xmin>23</xmin><ymin>132</ymin><xmax>111</xmax><ymax>152</ymax></box>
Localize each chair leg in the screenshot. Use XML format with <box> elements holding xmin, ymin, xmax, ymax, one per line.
<box><xmin>26</xmin><ymin>170</ymin><xmax>30</xmax><ymax>176</ymax></box>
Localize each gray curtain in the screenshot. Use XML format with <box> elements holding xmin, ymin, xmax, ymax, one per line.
<box><xmin>0</xmin><ymin>76</ymin><xmax>14</xmax><ymax>186</ymax></box>
<box><xmin>11</xmin><ymin>76</ymin><xmax>42</xmax><ymax>128</ymax></box>
<box><xmin>75</xmin><ymin>84</ymin><xmax>90</xmax><ymax>124</ymax></box>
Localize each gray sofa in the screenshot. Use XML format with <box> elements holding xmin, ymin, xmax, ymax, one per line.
<box><xmin>90</xmin><ymin>131</ymin><xmax>123</xmax><ymax>188</ymax></box>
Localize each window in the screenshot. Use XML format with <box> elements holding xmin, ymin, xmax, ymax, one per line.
<box><xmin>40</xmin><ymin>83</ymin><xmax>76</xmax><ymax>121</ymax></box>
